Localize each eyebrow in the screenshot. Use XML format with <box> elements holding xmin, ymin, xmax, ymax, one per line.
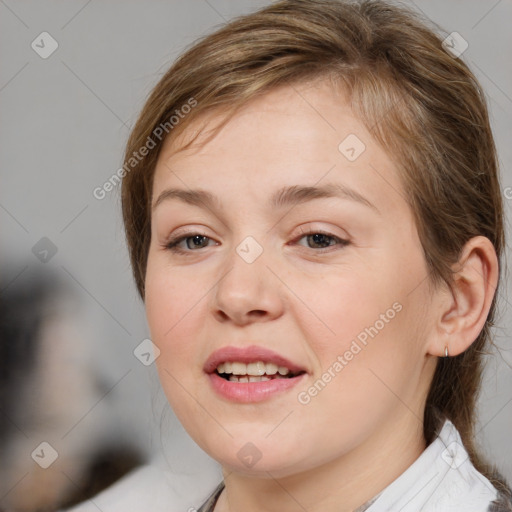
<box><xmin>152</xmin><ymin>182</ymin><xmax>379</xmax><ymax>214</ymax></box>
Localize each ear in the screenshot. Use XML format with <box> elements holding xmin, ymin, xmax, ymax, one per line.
<box><xmin>427</xmin><ymin>236</ymin><xmax>499</xmax><ymax>358</ymax></box>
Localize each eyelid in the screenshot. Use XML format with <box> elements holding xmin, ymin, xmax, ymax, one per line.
<box><xmin>164</xmin><ymin>225</ymin><xmax>211</xmax><ymax>242</ymax></box>
<box><xmin>293</xmin><ymin>222</ymin><xmax>350</xmax><ymax>241</ymax></box>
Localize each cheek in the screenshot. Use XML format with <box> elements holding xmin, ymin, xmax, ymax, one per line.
<box><xmin>297</xmin><ymin>257</ymin><xmax>428</xmax><ymax>397</ymax></box>
<box><xmin>295</xmin><ymin>269</ymin><xmax>400</xmax><ymax>355</ymax></box>
<box><xmin>301</xmin><ymin>268</ymin><xmax>429</xmax><ymax>406</ymax></box>
<box><xmin>144</xmin><ymin>259</ymin><xmax>199</xmax><ymax>359</ymax></box>
<box><xmin>145</xmin><ymin>264</ymin><xmax>204</xmax><ymax>413</ymax></box>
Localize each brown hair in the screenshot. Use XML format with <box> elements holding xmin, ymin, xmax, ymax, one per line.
<box><xmin>121</xmin><ymin>0</ymin><xmax>507</xmax><ymax>491</ymax></box>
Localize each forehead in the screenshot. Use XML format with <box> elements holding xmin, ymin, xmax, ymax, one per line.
<box><xmin>152</xmin><ymin>80</ymin><xmax>404</xmax><ymax>214</ymax></box>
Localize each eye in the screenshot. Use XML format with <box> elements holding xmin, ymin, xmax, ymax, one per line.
<box><xmin>163</xmin><ymin>229</ymin><xmax>349</xmax><ymax>255</ymax></box>
<box><xmin>165</xmin><ymin>232</ymin><xmax>216</xmax><ymax>254</ymax></box>
<box><xmin>293</xmin><ymin>230</ymin><xmax>349</xmax><ymax>251</ymax></box>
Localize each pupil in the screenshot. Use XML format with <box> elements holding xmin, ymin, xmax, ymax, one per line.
<box><xmin>309</xmin><ymin>234</ymin><xmax>330</xmax><ymax>248</ymax></box>
<box><xmin>189</xmin><ymin>235</ymin><xmax>207</xmax><ymax>249</ymax></box>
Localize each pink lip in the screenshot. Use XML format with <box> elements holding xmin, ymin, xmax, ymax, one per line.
<box><xmin>208</xmin><ymin>373</ymin><xmax>306</xmax><ymax>403</ymax></box>
<box><xmin>204</xmin><ymin>345</ymin><xmax>307</xmax><ymax>404</ymax></box>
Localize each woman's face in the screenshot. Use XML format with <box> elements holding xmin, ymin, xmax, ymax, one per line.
<box><xmin>145</xmin><ymin>79</ymin><xmax>438</xmax><ymax>477</ymax></box>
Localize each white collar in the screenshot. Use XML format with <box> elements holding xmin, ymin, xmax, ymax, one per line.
<box><xmin>365</xmin><ymin>418</ymin><xmax>498</xmax><ymax>511</ymax></box>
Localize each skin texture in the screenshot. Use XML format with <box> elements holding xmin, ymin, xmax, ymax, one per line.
<box><xmin>145</xmin><ymin>79</ymin><xmax>498</xmax><ymax>512</ymax></box>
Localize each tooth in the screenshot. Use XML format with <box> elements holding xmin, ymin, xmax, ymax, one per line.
<box><xmin>255</xmin><ymin>361</ymin><xmax>266</xmax><ymax>375</ymax></box>
<box><xmin>238</xmin><ymin>376</ymin><xmax>249</xmax><ymax>383</ymax></box>
<box><xmin>278</xmin><ymin>366</ymin><xmax>290</xmax><ymax>375</ymax></box>
<box><xmin>261</xmin><ymin>376</ymin><xmax>270</xmax><ymax>381</ymax></box>
<box><xmin>265</xmin><ymin>362</ymin><xmax>278</xmax><ymax>375</ymax></box>
<box><xmin>247</xmin><ymin>361</ymin><xmax>266</xmax><ymax>376</ymax></box>
<box><xmin>217</xmin><ymin>363</ymin><xmax>225</xmax><ymax>374</ymax></box>
<box><xmin>232</xmin><ymin>362</ymin><xmax>247</xmax><ymax>375</ymax></box>
<box><xmin>224</xmin><ymin>362</ymin><xmax>232</xmax><ymax>374</ymax></box>
<box><xmin>229</xmin><ymin>375</ymin><xmax>238</xmax><ymax>382</ymax></box>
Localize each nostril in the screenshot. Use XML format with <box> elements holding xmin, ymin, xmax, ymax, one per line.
<box><xmin>215</xmin><ymin>310</ymin><xmax>230</xmax><ymax>321</ymax></box>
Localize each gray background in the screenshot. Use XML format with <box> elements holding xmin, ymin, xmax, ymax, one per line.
<box><xmin>1</xmin><ymin>0</ymin><xmax>511</xmax><ymax>498</ymax></box>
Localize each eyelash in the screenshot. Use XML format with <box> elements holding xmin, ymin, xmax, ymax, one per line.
<box><xmin>164</xmin><ymin>229</ymin><xmax>349</xmax><ymax>255</ymax></box>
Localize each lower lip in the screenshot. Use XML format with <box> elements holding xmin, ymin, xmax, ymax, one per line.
<box><xmin>208</xmin><ymin>372</ymin><xmax>306</xmax><ymax>403</ymax></box>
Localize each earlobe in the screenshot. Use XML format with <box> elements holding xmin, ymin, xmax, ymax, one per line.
<box><xmin>430</xmin><ymin>236</ymin><xmax>499</xmax><ymax>358</ymax></box>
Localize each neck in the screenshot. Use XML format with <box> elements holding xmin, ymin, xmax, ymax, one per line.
<box><xmin>216</xmin><ymin>412</ymin><xmax>426</xmax><ymax>512</ymax></box>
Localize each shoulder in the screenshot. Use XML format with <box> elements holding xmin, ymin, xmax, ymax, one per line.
<box><xmin>60</xmin><ymin>462</ymin><xmax>222</xmax><ymax>512</ymax></box>
<box><xmin>60</xmin><ymin>464</ymin><xmax>175</xmax><ymax>512</ymax></box>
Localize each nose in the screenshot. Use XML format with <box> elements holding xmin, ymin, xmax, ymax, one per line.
<box><xmin>211</xmin><ymin>242</ymin><xmax>284</xmax><ymax>326</ymax></box>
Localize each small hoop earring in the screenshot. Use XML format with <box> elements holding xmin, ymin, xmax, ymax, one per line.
<box><xmin>444</xmin><ymin>346</ymin><xmax>449</xmax><ymax>358</ymax></box>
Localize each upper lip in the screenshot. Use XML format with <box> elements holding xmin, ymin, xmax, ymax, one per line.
<box><xmin>204</xmin><ymin>345</ymin><xmax>307</xmax><ymax>375</ymax></box>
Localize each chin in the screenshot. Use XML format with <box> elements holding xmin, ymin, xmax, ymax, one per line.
<box><xmin>196</xmin><ymin>429</ymin><xmax>309</xmax><ymax>476</ymax></box>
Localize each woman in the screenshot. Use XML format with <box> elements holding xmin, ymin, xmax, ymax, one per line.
<box><xmin>117</xmin><ymin>0</ymin><xmax>511</xmax><ymax>510</ymax></box>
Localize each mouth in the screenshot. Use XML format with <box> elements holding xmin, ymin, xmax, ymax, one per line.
<box><xmin>204</xmin><ymin>345</ymin><xmax>307</xmax><ymax>403</ymax></box>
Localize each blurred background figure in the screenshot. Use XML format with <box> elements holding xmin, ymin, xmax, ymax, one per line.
<box><xmin>0</xmin><ymin>266</ymin><xmax>146</xmax><ymax>511</ymax></box>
